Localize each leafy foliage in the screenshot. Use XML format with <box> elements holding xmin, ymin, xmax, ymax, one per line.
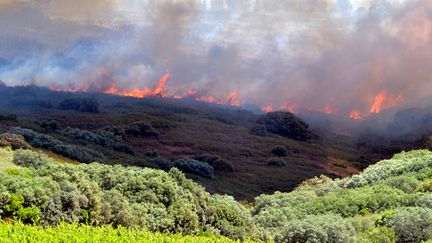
<box><xmin>10</xmin><ymin>127</ymin><xmax>105</xmax><ymax>163</ymax></box>
<box><xmin>192</xmin><ymin>154</ymin><xmax>235</xmax><ymax>172</ymax></box>
<box><xmin>0</xmin><ymin>133</ymin><xmax>31</xmax><ymax>150</ymax></box>
<box><xmin>382</xmin><ymin>207</ymin><xmax>432</xmax><ymax>243</ymax></box>
<box><xmin>276</xmin><ymin>214</ymin><xmax>355</xmax><ymax>243</ymax></box>
<box><xmin>174</xmin><ymin>159</ymin><xmax>215</xmax><ymax>179</ymax></box>
<box><xmin>0</xmin><ymin>222</ymin><xmax>242</xmax><ymax>243</ymax></box>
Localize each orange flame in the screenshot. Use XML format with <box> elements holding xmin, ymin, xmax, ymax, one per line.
<box><xmin>370</xmin><ymin>90</ymin><xmax>404</xmax><ymax>113</ymax></box>
<box><xmin>104</xmin><ymin>71</ymin><xmax>170</xmax><ymax>98</ymax></box>
<box><xmin>349</xmin><ymin>110</ymin><xmax>363</xmax><ymax>120</ymax></box>
<box><xmin>370</xmin><ymin>90</ymin><xmax>386</xmax><ymax>113</ymax></box>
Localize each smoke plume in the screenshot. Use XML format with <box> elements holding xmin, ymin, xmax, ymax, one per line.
<box><xmin>0</xmin><ymin>0</ymin><xmax>431</xmax><ymax>118</ymax></box>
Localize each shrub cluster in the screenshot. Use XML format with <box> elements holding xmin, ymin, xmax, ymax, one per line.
<box><xmin>59</xmin><ymin>127</ymin><xmax>133</xmax><ymax>154</ymax></box>
<box><xmin>10</xmin><ymin>127</ymin><xmax>104</xmax><ymax>163</ymax></box>
<box><xmin>382</xmin><ymin>207</ymin><xmax>432</xmax><ymax>243</ymax></box>
<box><xmin>61</xmin><ymin>127</ymin><xmax>123</xmax><ymax>146</ymax></box>
<box><xmin>39</xmin><ymin>119</ymin><xmax>62</xmax><ymax>131</ymax></box>
<box><xmin>251</xmin><ymin>111</ymin><xmax>318</xmax><ymax>141</ymax></box>
<box><xmin>266</xmin><ymin>157</ymin><xmax>286</xmax><ymax>167</ymax></box>
<box><xmin>0</xmin><ymin>133</ymin><xmax>31</xmax><ymax>150</ymax></box>
<box><xmin>125</xmin><ymin>121</ymin><xmax>159</xmax><ymax>138</ymax></box>
<box><xmin>58</xmin><ymin>98</ymin><xmax>99</xmax><ymax>113</ymax></box>
<box><xmin>346</xmin><ymin>150</ymin><xmax>432</xmax><ymax>188</ymax></box>
<box><xmin>174</xmin><ymin>159</ymin><xmax>215</xmax><ymax>179</ymax></box>
<box><xmin>192</xmin><ymin>154</ymin><xmax>235</xmax><ymax>172</ymax></box>
<box><xmin>276</xmin><ymin>214</ymin><xmax>355</xmax><ymax>243</ymax></box>
<box><xmin>271</xmin><ymin>146</ymin><xmax>288</xmax><ymax>157</ymax></box>
<box><xmin>0</xmin><ymin>149</ymin><xmax>253</xmax><ymax>240</ymax></box>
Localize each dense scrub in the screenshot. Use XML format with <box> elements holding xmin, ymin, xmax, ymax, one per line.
<box><xmin>0</xmin><ymin>222</ymin><xmax>242</xmax><ymax>243</ymax></box>
<box><xmin>252</xmin><ymin>149</ymin><xmax>432</xmax><ymax>242</ymax></box>
<box><xmin>1</xmin><ymin>144</ymin><xmax>432</xmax><ymax>242</ymax></box>
<box><xmin>9</xmin><ymin>127</ymin><xmax>105</xmax><ymax>163</ymax></box>
<box><xmin>0</xmin><ymin>148</ymin><xmax>253</xmax><ymax>240</ymax></box>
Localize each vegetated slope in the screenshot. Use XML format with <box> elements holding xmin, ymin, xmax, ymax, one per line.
<box><xmin>2</xmin><ymin>144</ymin><xmax>432</xmax><ymax>242</ymax></box>
<box><xmin>0</xmin><ymin>222</ymin><xmax>241</xmax><ymax>243</ymax></box>
<box><xmin>0</xmin><ymin>85</ymin><xmax>361</xmax><ymax>200</ymax></box>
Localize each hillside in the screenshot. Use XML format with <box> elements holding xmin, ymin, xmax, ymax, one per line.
<box><xmin>1</xmin><ymin>142</ymin><xmax>432</xmax><ymax>242</ymax></box>
<box><xmin>0</xmin><ymin>85</ymin><xmax>367</xmax><ymax>200</ymax></box>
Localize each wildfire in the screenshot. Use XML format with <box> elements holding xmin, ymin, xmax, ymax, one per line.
<box><xmin>104</xmin><ymin>71</ymin><xmax>170</xmax><ymax>98</ymax></box>
<box><xmin>349</xmin><ymin>110</ymin><xmax>363</xmax><ymax>120</ymax></box>
<box><xmin>370</xmin><ymin>90</ymin><xmax>404</xmax><ymax>113</ymax></box>
<box><xmin>47</xmin><ymin>72</ymin><xmax>406</xmax><ymax>120</ymax></box>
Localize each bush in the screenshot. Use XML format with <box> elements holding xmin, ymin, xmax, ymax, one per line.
<box><xmin>13</xmin><ymin>149</ymin><xmax>50</xmax><ymax>169</ymax></box>
<box><xmin>60</xmin><ymin>127</ymin><xmax>132</xmax><ymax>154</ymax></box>
<box><xmin>383</xmin><ymin>176</ymin><xmax>419</xmax><ymax>193</ymax></box>
<box><xmin>192</xmin><ymin>154</ymin><xmax>234</xmax><ymax>172</ymax></box>
<box><xmin>209</xmin><ymin>194</ymin><xmax>254</xmax><ymax>240</ymax></box>
<box><xmin>174</xmin><ymin>159</ymin><xmax>214</xmax><ymax>179</ymax></box>
<box><xmin>0</xmin><ymin>133</ymin><xmax>31</xmax><ymax>150</ymax></box>
<box><xmin>39</xmin><ymin>119</ymin><xmax>62</xmax><ymax>131</ymax></box>
<box><xmin>10</xmin><ymin>127</ymin><xmax>104</xmax><ymax>163</ymax></box>
<box><xmin>61</xmin><ymin>127</ymin><xmax>122</xmax><ymax>146</ymax></box>
<box><xmin>276</xmin><ymin>214</ymin><xmax>355</xmax><ymax>243</ymax></box>
<box><xmin>345</xmin><ymin>150</ymin><xmax>432</xmax><ymax>188</ymax></box>
<box><xmin>150</xmin><ymin>157</ymin><xmax>174</xmax><ymax>171</ymax></box>
<box><xmin>271</xmin><ymin>146</ymin><xmax>288</xmax><ymax>157</ymax></box>
<box><xmin>382</xmin><ymin>207</ymin><xmax>432</xmax><ymax>243</ymax></box>
<box><xmin>2</xmin><ymin>193</ymin><xmax>41</xmax><ymax>224</ymax></box>
<box><xmin>126</xmin><ymin>121</ymin><xmax>159</xmax><ymax>138</ymax></box>
<box><xmin>112</xmin><ymin>143</ymin><xmax>135</xmax><ymax>155</ymax></box>
<box><xmin>59</xmin><ymin>98</ymin><xmax>99</xmax><ymax>113</ymax></box>
<box><xmin>253</xmin><ymin>112</ymin><xmax>318</xmax><ymax>141</ymax></box>
<box><xmin>357</xmin><ymin>227</ymin><xmax>397</xmax><ymax>243</ymax></box>
<box><xmin>266</xmin><ymin>157</ymin><xmax>286</xmax><ymax>167</ymax></box>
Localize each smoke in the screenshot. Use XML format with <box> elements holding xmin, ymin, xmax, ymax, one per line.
<box><xmin>0</xmin><ymin>0</ymin><xmax>431</xmax><ymax>116</ymax></box>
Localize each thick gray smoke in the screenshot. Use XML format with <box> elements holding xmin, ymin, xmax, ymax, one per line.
<box><xmin>0</xmin><ymin>0</ymin><xmax>431</xmax><ymax>117</ymax></box>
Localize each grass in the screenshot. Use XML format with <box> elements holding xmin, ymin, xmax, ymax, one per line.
<box><xmin>0</xmin><ymin>147</ymin><xmax>18</xmax><ymax>171</ymax></box>
<box><xmin>0</xmin><ymin>222</ymin><xmax>245</xmax><ymax>243</ymax></box>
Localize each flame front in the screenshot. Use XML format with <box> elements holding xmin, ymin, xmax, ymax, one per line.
<box><xmin>370</xmin><ymin>90</ymin><xmax>404</xmax><ymax>114</ymax></box>
<box><xmin>104</xmin><ymin>71</ymin><xmax>170</xmax><ymax>98</ymax></box>
<box><xmin>47</xmin><ymin>72</ymin><xmax>405</xmax><ymax>118</ymax></box>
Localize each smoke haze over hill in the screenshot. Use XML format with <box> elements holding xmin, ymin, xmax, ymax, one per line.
<box><xmin>0</xmin><ymin>0</ymin><xmax>431</xmax><ymax>118</ymax></box>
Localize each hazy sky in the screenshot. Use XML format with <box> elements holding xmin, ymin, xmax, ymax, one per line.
<box><xmin>0</xmin><ymin>0</ymin><xmax>430</xmax><ymax>116</ymax></box>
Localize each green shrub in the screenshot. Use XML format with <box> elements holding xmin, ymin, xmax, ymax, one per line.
<box><xmin>415</xmin><ymin>178</ymin><xmax>432</xmax><ymax>192</ymax></box>
<box><xmin>174</xmin><ymin>159</ymin><xmax>214</xmax><ymax>179</ymax></box>
<box><xmin>13</xmin><ymin>149</ymin><xmax>50</xmax><ymax>169</ymax></box>
<box><xmin>383</xmin><ymin>176</ymin><xmax>419</xmax><ymax>193</ymax></box>
<box><xmin>346</xmin><ymin>150</ymin><xmax>432</xmax><ymax>188</ymax></box>
<box><xmin>192</xmin><ymin>154</ymin><xmax>234</xmax><ymax>172</ymax></box>
<box><xmin>382</xmin><ymin>207</ymin><xmax>432</xmax><ymax>243</ymax></box>
<box><xmin>276</xmin><ymin>214</ymin><xmax>355</xmax><ymax>243</ymax></box>
<box><xmin>209</xmin><ymin>195</ymin><xmax>254</xmax><ymax>240</ymax></box>
<box><xmin>357</xmin><ymin>227</ymin><xmax>396</xmax><ymax>243</ymax></box>
<box><xmin>10</xmin><ymin>127</ymin><xmax>105</xmax><ymax>163</ymax></box>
